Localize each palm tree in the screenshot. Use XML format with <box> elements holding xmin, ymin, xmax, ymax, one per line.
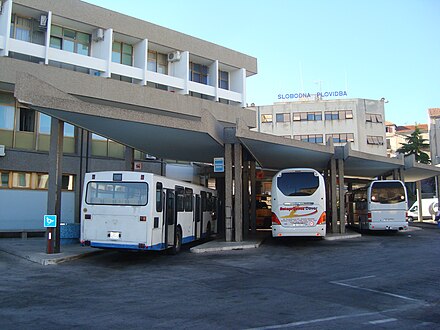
<box><xmin>397</xmin><ymin>126</ymin><xmax>430</xmax><ymax>164</ymax></box>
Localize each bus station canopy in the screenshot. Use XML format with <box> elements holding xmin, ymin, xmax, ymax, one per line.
<box><xmin>14</xmin><ymin>73</ymin><xmax>440</xmax><ymax>183</ymax></box>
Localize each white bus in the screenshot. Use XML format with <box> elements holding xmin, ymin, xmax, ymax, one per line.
<box><xmin>346</xmin><ymin>180</ymin><xmax>408</xmax><ymax>231</ymax></box>
<box><xmin>80</xmin><ymin>171</ymin><xmax>217</xmax><ymax>254</ymax></box>
<box><xmin>271</xmin><ymin>168</ymin><xmax>326</xmax><ymax>237</ymax></box>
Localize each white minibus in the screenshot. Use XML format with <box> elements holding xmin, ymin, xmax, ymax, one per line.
<box><xmin>346</xmin><ymin>180</ymin><xmax>408</xmax><ymax>231</ymax></box>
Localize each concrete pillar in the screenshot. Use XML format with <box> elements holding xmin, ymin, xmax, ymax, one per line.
<box><xmin>392</xmin><ymin>169</ymin><xmax>399</xmax><ymax>180</ymax></box>
<box><xmin>250</xmin><ymin>161</ymin><xmax>257</xmax><ymax>234</ymax></box>
<box><xmin>75</xmin><ymin>129</ymin><xmax>89</xmax><ymax>225</ymax></box>
<box><xmin>242</xmin><ymin>160</ymin><xmax>250</xmax><ymax>239</ymax></box>
<box><xmin>225</xmin><ymin>144</ymin><xmax>233</xmax><ymax>242</ymax></box>
<box><xmin>234</xmin><ymin>143</ymin><xmax>243</xmax><ymax>242</ymax></box>
<box><xmin>215</xmin><ymin>177</ymin><xmax>225</xmax><ymax>237</ymax></box>
<box><xmin>324</xmin><ymin>168</ymin><xmax>331</xmax><ymax>233</ymax></box>
<box><xmin>330</xmin><ymin>158</ymin><xmax>338</xmax><ymax>233</ymax></box>
<box><xmin>338</xmin><ymin>159</ymin><xmax>345</xmax><ymax>234</ymax></box>
<box><xmin>47</xmin><ymin>118</ymin><xmax>64</xmax><ymax>254</ymax></box>
<box><xmin>125</xmin><ymin>146</ymin><xmax>134</xmax><ymax>171</ymax></box>
<box><xmin>416</xmin><ymin>181</ymin><xmax>423</xmax><ymax>222</ymax></box>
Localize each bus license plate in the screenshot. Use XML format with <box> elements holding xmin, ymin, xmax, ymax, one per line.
<box><xmin>109</xmin><ymin>231</ymin><xmax>120</xmax><ymax>240</ymax></box>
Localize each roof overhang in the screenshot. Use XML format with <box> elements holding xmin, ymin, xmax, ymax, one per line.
<box><xmin>404</xmin><ymin>155</ymin><xmax>440</xmax><ymax>182</ymax></box>
<box><xmin>338</xmin><ymin>144</ymin><xmax>403</xmax><ymax>179</ymax></box>
<box><xmin>14</xmin><ymin>73</ymin><xmax>224</xmax><ymax>163</ymax></box>
<box><xmin>236</xmin><ymin>127</ymin><xmax>334</xmax><ymax>171</ymax></box>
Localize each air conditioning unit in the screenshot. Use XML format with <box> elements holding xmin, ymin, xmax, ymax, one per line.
<box><xmin>167</xmin><ymin>51</ymin><xmax>181</xmax><ymax>62</ymax></box>
<box><xmin>93</xmin><ymin>28</ymin><xmax>104</xmax><ymax>42</ymax></box>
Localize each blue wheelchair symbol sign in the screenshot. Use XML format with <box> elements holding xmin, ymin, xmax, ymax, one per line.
<box><xmin>44</xmin><ymin>215</ymin><xmax>57</xmax><ymax>228</ymax></box>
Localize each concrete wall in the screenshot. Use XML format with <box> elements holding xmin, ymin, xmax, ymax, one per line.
<box><xmin>0</xmin><ymin>190</ymin><xmax>75</xmax><ymax>230</ymax></box>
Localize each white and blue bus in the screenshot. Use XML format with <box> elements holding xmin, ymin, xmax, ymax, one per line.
<box><xmin>346</xmin><ymin>180</ymin><xmax>408</xmax><ymax>231</ymax></box>
<box><xmin>80</xmin><ymin>171</ymin><xmax>217</xmax><ymax>254</ymax></box>
<box><xmin>271</xmin><ymin>168</ymin><xmax>326</xmax><ymax>237</ymax></box>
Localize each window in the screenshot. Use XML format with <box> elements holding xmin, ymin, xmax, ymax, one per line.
<box><xmin>326</xmin><ymin>133</ymin><xmax>354</xmax><ymax>144</ymax></box>
<box><xmin>293</xmin><ymin>112</ymin><xmax>322</xmax><ymax>121</ymax></box>
<box><xmin>371</xmin><ymin>181</ymin><xmax>406</xmax><ymax>204</ymax></box>
<box><xmin>0</xmin><ymin>93</ymin><xmax>15</xmax><ymax>130</ymax></box>
<box><xmin>366</xmin><ymin>113</ymin><xmax>383</xmax><ymax>123</ymax></box>
<box><xmin>86</xmin><ymin>181</ymin><xmax>148</xmax><ymax>206</ymax></box>
<box><xmin>18</xmin><ymin>108</ymin><xmax>35</xmax><ymax>132</ymax></box>
<box><xmin>261</xmin><ymin>114</ymin><xmax>273</xmax><ymax>123</ymax></box>
<box><xmin>293</xmin><ymin>134</ymin><xmax>324</xmax><ymax>144</ymax></box>
<box><xmin>277</xmin><ymin>172</ymin><xmax>319</xmax><ymax>196</ymax></box>
<box><xmin>148</xmin><ymin>51</ymin><xmax>168</xmax><ymax>74</ymax></box>
<box><xmin>36</xmin><ymin>173</ymin><xmax>49</xmax><ymax>189</ymax></box>
<box><xmin>219</xmin><ymin>70</ymin><xmax>229</xmax><ymax>90</ymax></box>
<box><xmin>11</xmin><ymin>15</ymin><xmax>32</xmax><ymax>42</ymax></box>
<box><xmin>38</xmin><ymin>113</ymin><xmax>75</xmax><ymax>137</ymax></box>
<box><xmin>50</xmin><ymin>25</ymin><xmax>91</xmax><ymax>56</ymax></box>
<box><xmin>12</xmin><ymin>172</ymin><xmax>31</xmax><ymax>188</ymax></box>
<box><xmin>112</xmin><ymin>41</ymin><xmax>133</xmax><ymax>66</ymax></box>
<box><xmin>189</xmin><ymin>62</ymin><xmax>208</xmax><ymax>84</ymax></box>
<box><xmin>325</xmin><ymin>110</ymin><xmax>353</xmax><ymax>120</ymax></box>
<box><xmin>367</xmin><ymin>135</ymin><xmax>384</xmax><ymax>145</ymax></box>
<box><xmin>156</xmin><ymin>182</ymin><xmax>163</xmax><ymax>212</ymax></box>
<box><xmin>184</xmin><ymin>188</ymin><xmax>193</xmax><ymax>212</ymax></box>
<box><xmin>276</xmin><ymin>113</ymin><xmax>290</xmax><ymax>123</ymax></box>
<box><xmin>175</xmin><ymin>186</ymin><xmax>185</xmax><ymax>212</ymax></box>
<box><xmin>1</xmin><ymin>172</ymin><xmax>9</xmax><ymax>188</ymax></box>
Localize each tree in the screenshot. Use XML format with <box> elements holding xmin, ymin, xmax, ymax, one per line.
<box><xmin>397</xmin><ymin>126</ymin><xmax>430</xmax><ymax>164</ymax></box>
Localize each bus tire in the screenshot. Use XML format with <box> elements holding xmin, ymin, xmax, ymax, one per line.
<box><xmin>168</xmin><ymin>227</ymin><xmax>182</xmax><ymax>255</ymax></box>
<box><xmin>407</xmin><ymin>216</ymin><xmax>414</xmax><ymax>222</ymax></box>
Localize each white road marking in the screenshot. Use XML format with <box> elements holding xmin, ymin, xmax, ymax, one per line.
<box><xmin>330</xmin><ymin>280</ymin><xmax>421</xmax><ymax>302</ymax></box>
<box><xmin>333</xmin><ymin>275</ymin><xmax>376</xmax><ymax>282</ymax></box>
<box><xmin>245</xmin><ymin>308</ymin><xmax>401</xmax><ymax>330</ymax></box>
<box><xmin>368</xmin><ymin>318</ymin><xmax>397</xmax><ymax>324</ymax></box>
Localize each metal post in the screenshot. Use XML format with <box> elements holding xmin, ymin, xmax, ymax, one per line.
<box><xmin>250</xmin><ymin>161</ymin><xmax>257</xmax><ymax>234</ymax></box>
<box><xmin>242</xmin><ymin>160</ymin><xmax>250</xmax><ymax>239</ymax></box>
<box><xmin>47</xmin><ymin>118</ymin><xmax>64</xmax><ymax>254</ymax></box>
<box><xmin>416</xmin><ymin>181</ymin><xmax>423</xmax><ymax>222</ymax></box>
<box><xmin>225</xmin><ymin>144</ymin><xmax>233</xmax><ymax>242</ymax></box>
<box><xmin>125</xmin><ymin>146</ymin><xmax>134</xmax><ymax>171</ymax></box>
<box><xmin>338</xmin><ymin>159</ymin><xmax>345</xmax><ymax>234</ymax></box>
<box><xmin>234</xmin><ymin>143</ymin><xmax>243</xmax><ymax>242</ymax></box>
<box><xmin>330</xmin><ymin>158</ymin><xmax>338</xmax><ymax>234</ymax></box>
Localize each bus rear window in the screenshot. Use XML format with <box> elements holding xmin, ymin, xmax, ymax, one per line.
<box><xmin>277</xmin><ymin>172</ymin><xmax>319</xmax><ymax>196</ymax></box>
<box><xmin>86</xmin><ymin>181</ymin><xmax>148</xmax><ymax>206</ymax></box>
<box><xmin>370</xmin><ymin>182</ymin><xmax>405</xmax><ymax>204</ymax></box>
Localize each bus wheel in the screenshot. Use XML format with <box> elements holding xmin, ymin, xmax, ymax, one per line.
<box><xmin>407</xmin><ymin>216</ymin><xmax>414</xmax><ymax>222</ymax></box>
<box><xmin>168</xmin><ymin>227</ymin><xmax>182</xmax><ymax>255</ymax></box>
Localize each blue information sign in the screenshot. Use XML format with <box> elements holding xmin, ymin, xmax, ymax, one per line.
<box><xmin>214</xmin><ymin>157</ymin><xmax>224</xmax><ymax>173</ymax></box>
<box><xmin>44</xmin><ymin>215</ymin><xmax>57</xmax><ymax>228</ymax></box>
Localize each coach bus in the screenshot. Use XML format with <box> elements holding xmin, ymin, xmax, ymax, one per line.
<box><xmin>271</xmin><ymin>168</ymin><xmax>326</xmax><ymax>237</ymax></box>
<box><xmin>346</xmin><ymin>180</ymin><xmax>408</xmax><ymax>231</ymax></box>
<box><xmin>80</xmin><ymin>171</ymin><xmax>217</xmax><ymax>254</ymax></box>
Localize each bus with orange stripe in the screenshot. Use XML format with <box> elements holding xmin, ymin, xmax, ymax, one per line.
<box><xmin>271</xmin><ymin>168</ymin><xmax>326</xmax><ymax>237</ymax></box>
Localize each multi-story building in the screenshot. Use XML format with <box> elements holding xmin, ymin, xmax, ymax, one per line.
<box><xmin>252</xmin><ymin>98</ymin><xmax>387</xmax><ymax>156</ymax></box>
<box><xmin>0</xmin><ymin>0</ymin><xmax>257</xmax><ymax>232</ymax></box>
<box><xmin>428</xmin><ymin>108</ymin><xmax>440</xmax><ymax>165</ymax></box>
<box><xmin>385</xmin><ymin>122</ymin><xmax>429</xmax><ymax>159</ymax></box>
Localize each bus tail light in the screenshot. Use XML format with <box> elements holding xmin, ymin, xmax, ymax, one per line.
<box><xmin>367</xmin><ymin>212</ymin><xmax>372</xmax><ymax>222</ymax></box>
<box><xmin>317</xmin><ymin>212</ymin><xmax>326</xmax><ymax>225</ymax></box>
<box><xmin>272</xmin><ymin>213</ymin><xmax>281</xmax><ymax>225</ymax></box>
<box><xmin>140</xmin><ymin>216</ymin><xmax>147</xmax><ymax>222</ymax></box>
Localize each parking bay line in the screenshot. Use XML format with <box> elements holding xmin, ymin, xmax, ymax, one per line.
<box><xmin>368</xmin><ymin>318</ymin><xmax>397</xmax><ymax>325</ymax></box>
<box><xmin>329</xmin><ymin>279</ymin><xmax>421</xmax><ymax>303</ymax></box>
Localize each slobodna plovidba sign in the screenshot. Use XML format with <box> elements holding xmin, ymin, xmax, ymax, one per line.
<box><xmin>278</xmin><ymin>90</ymin><xmax>348</xmax><ymax>100</ymax></box>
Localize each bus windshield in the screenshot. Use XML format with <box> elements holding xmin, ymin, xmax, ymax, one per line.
<box><xmin>86</xmin><ymin>181</ymin><xmax>148</xmax><ymax>206</ymax></box>
<box><xmin>277</xmin><ymin>172</ymin><xmax>319</xmax><ymax>196</ymax></box>
<box><xmin>370</xmin><ymin>182</ymin><xmax>405</xmax><ymax>204</ymax></box>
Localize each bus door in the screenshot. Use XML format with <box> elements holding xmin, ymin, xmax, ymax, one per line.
<box><xmin>195</xmin><ymin>194</ymin><xmax>201</xmax><ymax>239</ymax></box>
<box><xmin>165</xmin><ymin>189</ymin><xmax>176</xmax><ymax>248</ymax></box>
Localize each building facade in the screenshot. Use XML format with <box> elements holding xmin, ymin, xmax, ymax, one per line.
<box><xmin>428</xmin><ymin>108</ymin><xmax>440</xmax><ymax>165</ymax></box>
<box><xmin>252</xmin><ymin>98</ymin><xmax>387</xmax><ymax>156</ymax></box>
<box><xmin>0</xmin><ymin>0</ymin><xmax>257</xmax><ymax>232</ymax></box>
<box><xmin>385</xmin><ymin>122</ymin><xmax>429</xmax><ymax>159</ymax></box>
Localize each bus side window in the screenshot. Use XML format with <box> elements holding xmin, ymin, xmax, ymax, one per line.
<box><xmin>156</xmin><ymin>182</ymin><xmax>163</xmax><ymax>212</ymax></box>
<box><xmin>201</xmin><ymin>191</ymin><xmax>207</xmax><ymax>212</ymax></box>
<box><xmin>184</xmin><ymin>188</ymin><xmax>193</xmax><ymax>212</ymax></box>
<box><xmin>175</xmin><ymin>186</ymin><xmax>185</xmax><ymax>212</ymax></box>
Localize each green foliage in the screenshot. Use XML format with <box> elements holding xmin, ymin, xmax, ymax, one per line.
<box><xmin>397</xmin><ymin>126</ymin><xmax>430</xmax><ymax>164</ymax></box>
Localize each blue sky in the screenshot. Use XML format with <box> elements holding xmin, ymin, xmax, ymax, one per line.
<box><xmin>84</xmin><ymin>0</ymin><xmax>439</xmax><ymax>125</ymax></box>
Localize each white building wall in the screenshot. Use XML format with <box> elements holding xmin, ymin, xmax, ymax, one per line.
<box><xmin>254</xmin><ymin>98</ymin><xmax>387</xmax><ymax>156</ymax></box>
